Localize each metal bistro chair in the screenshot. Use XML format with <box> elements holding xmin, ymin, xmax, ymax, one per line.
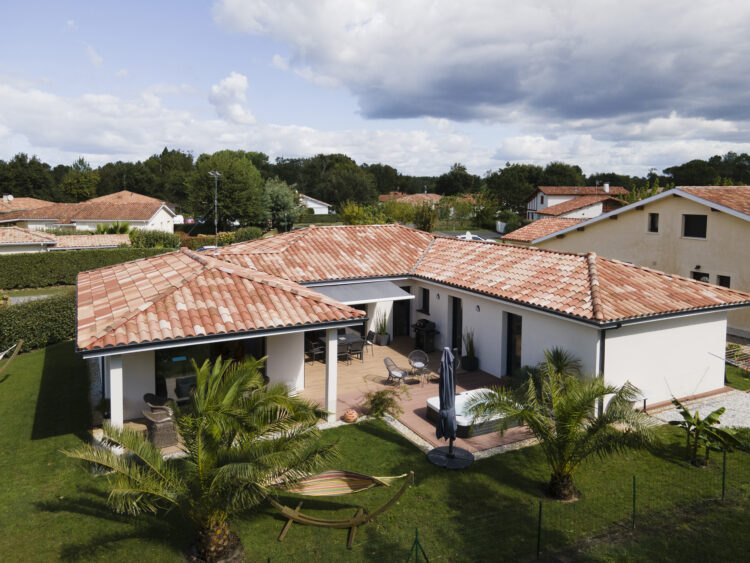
<box><xmin>408</xmin><ymin>349</ymin><xmax>430</xmax><ymax>385</ymax></box>
<box><xmin>348</xmin><ymin>340</ymin><xmax>365</xmax><ymax>362</ymax></box>
<box><xmin>305</xmin><ymin>338</ymin><xmax>325</xmax><ymax>364</ymax></box>
<box><xmin>383</xmin><ymin>357</ymin><xmax>409</xmax><ymax>385</ymax></box>
<box><xmin>364</xmin><ymin>331</ymin><xmax>376</xmax><ymax>356</ymax></box>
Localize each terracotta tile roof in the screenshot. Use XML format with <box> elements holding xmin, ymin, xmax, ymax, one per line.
<box><xmin>0</xmin><ymin>226</ymin><xmax>56</xmax><ymax>245</ymax></box>
<box><xmin>501</xmin><ymin>218</ymin><xmax>585</xmax><ymax>242</ymax></box>
<box><xmin>378</xmin><ymin>192</ymin><xmax>442</xmax><ymax>205</ymax></box>
<box><xmin>0</xmin><ymin>196</ymin><xmax>52</xmax><ymax>213</ymax></box>
<box><xmin>0</xmin><ymin>201</ymin><xmax>166</xmax><ymax>223</ymax></box>
<box><xmin>537</xmin><ymin>185</ymin><xmax>629</xmax><ymax>196</ymax></box>
<box><xmin>678</xmin><ymin>186</ymin><xmax>750</xmax><ymax>216</ymax></box>
<box><xmin>77</xmin><ymin>249</ymin><xmax>365</xmax><ymax>352</ymax></box>
<box><xmin>537</xmin><ymin>195</ymin><xmax>623</xmax><ymax>217</ymax></box>
<box><xmin>87</xmin><ymin>190</ymin><xmax>164</xmax><ymax>206</ymax></box>
<box><xmin>378</xmin><ymin>191</ymin><xmax>404</xmax><ymax>202</ymax></box>
<box><xmin>53</xmin><ymin>234</ymin><xmax>131</xmax><ymax>249</ymax></box>
<box><xmin>215</xmin><ymin>224</ymin><xmax>434</xmax><ymax>282</ymax></box>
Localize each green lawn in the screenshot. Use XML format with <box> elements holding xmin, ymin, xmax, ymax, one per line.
<box><xmin>726</xmin><ymin>364</ymin><xmax>750</xmax><ymax>391</ymax></box>
<box><xmin>2</xmin><ymin>342</ymin><xmax>750</xmax><ymax>561</ymax></box>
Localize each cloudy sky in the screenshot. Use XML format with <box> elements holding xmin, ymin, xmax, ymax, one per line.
<box><xmin>1</xmin><ymin>1</ymin><xmax>749</xmax><ymax>176</ymax></box>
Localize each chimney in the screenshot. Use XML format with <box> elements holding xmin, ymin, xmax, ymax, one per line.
<box><xmin>603</xmin><ymin>183</ymin><xmax>610</xmax><ymax>193</ymax></box>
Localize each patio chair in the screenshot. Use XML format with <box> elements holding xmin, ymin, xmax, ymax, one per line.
<box><xmin>143</xmin><ymin>393</ymin><xmax>173</xmax><ymax>415</ymax></box>
<box><xmin>141</xmin><ymin>408</ymin><xmax>179</xmax><ymax>449</ymax></box>
<box><xmin>348</xmin><ymin>340</ymin><xmax>365</xmax><ymax>362</ymax></box>
<box><xmin>407</xmin><ymin>349</ymin><xmax>429</xmax><ymax>380</ymax></box>
<box><xmin>383</xmin><ymin>357</ymin><xmax>409</xmax><ymax>385</ymax></box>
<box><xmin>305</xmin><ymin>338</ymin><xmax>325</xmax><ymax>363</ymax></box>
<box><xmin>364</xmin><ymin>331</ymin><xmax>376</xmax><ymax>356</ymax></box>
<box><xmin>174</xmin><ymin>375</ymin><xmax>196</xmax><ymax>407</ymax></box>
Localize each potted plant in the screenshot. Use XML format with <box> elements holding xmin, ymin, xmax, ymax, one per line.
<box><xmin>461</xmin><ymin>329</ymin><xmax>479</xmax><ymax>371</ymax></box>
<box><xmin>375</xmin><ymin>313</ymin><xmax>390</xmax><ymax>346</ymax></box>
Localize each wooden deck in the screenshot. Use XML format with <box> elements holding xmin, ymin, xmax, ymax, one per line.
<box><xmin>300</xmin><ymin>336</ymin><xmax>532</xmax><ymax>453</ymax></box>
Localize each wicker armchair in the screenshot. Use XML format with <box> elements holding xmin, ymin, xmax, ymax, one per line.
<box><xmin>142</xmin><ymin>408</ymin><xmax>179</xmax><ymax>449</ymax></box>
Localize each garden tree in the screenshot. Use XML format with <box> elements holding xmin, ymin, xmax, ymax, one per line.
<box><xmin>664</xmin><ymin>159</ymin><xmax>720</xmax><ymax>185</ymax></box>
<box><xmin>398</xmin><ymin>175</ymin><xmax>438</xmax><ymax>194</ymax></box>
<box><xmin>97</xmin><ymin>160</ymin><xmax>155</xmax><ymax>197</ymax></box>
<box><xmin>264</xmin><ymin>177</ymin><xmax>303</xmax><ymax>231</ymax></box>
<box><xmin>316</xmin><ymin>158</ymin><xmax>378</xmax><ymax>205</ymax></box>
<box><xmin>58</xmin><ymin>158</ymin><xmax>99</xmax><ymax>202</ymax></box>
<box><xmin>539</xmin><ymin>161</ymin><xmax>586</xmax><ymax>186</ymax></box>
<box><xmin>244</xmin><ymin>151</ymin><xmax>273</xmax><ymax>180</ymax></box>
<box><xmin>361</xmin><ymin>162</ymin><xmax>400</xmax><ymax>194</ymax></box>
<box><xmin>668</xmin><ymin>397</ymin><xmax>742</xmax><ymax>466</ymax></box>
<box><xmin>587</xmin><ymin>171</ymin><xmax>648</xmax><ymax>191</ymax></box>
<box><xmin>413</xmin><ymin>202</ymin><xmax>438</xmax><ymax>232</ymax></box>
<box><xmin>485</xmin><ymin>163</ymin><xmax>542</xmax><ymax>213</ymax></box>
<box><xmin>435</xmin><ymin>163</ymin><xmax>481</xmax><ymax>196</ymax></box>
<box><xmin>379</xmin><ymin>200</ymin><xmax>416</xmax><ymax>224</ymax></box>
<box><xmin>187</xmin><ymin>150</ymin><xmax>266</xmax><ymax>228</ymax></box>
<box><xmin>143</xmin><ymin>148</ymin><xmax>194</xmax><ymax>203</ymax></box>
<box><xmin>0</xmin><ymin>153</ymin><xmax>56</xmax><ymax>200</ymax></box>
<box><xmin>64</xmin><ymin>356</ymin><xmax>337</xmax><ymax>561</ymax></box>
<box><xmin>339</xmin><ymin>200</ymin><xmax>387</xmax><ymax>225</ymax></box>
<box><xmin>470</xmin><ymin>192</ymin><xmax>501</xmax><ymax>230</ymax></box>
<box><xmin>467</xmin><ymin>348</ymin><xmax>655</xmax><ymax>500</ymax></box>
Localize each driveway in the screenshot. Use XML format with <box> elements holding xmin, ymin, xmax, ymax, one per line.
<box><xmin>650</xmin><ymin>389</ymin><xmax>750</xmax><ymax>428</ymax></box>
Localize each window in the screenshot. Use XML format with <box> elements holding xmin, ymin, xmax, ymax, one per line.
<box><xmin>691</xmin><ymin>271</ymin><xmax>709</xmax><ymax>283</ymax></box>
<box><xmin>718</xmin><ymin>275</ymin><xmax>731</xmax><ymax>288</ymax></box>
<box><xmin>647</xmin><ymin>213</ymin><xmax>659</xmax><ymax>233</ymax></box>
<box><xmin>683</xmin><ymin>214</ymin><xmax>707</xmax><ymax>238</ymax></box>
<box><xmin>540</xmin><ymin>195</ymin><xmax>545</xmax><ymax>205</ymax></box>
<box><xmin>419</xmin><ymin>288</ymin><xmax>430</xmax><ymax>314</ymax></box>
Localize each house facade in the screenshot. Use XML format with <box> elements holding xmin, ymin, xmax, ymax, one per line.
<box><xmin>75</xmin><ymin>224</ymin><xmax>750</xmax><ymax>428</ymax></box>
<box><xmin>298</xmin><ymin>193</ymin><xmax>332</xmax><ymax>215</ymax></box>
<box><xmin>526</xmin><ymin>185</ymin><xmax>628</xmax><ymax>220</ymax></box>
<box><xmin>517</xmin><ymin>187</ymin><xmax>750</xmax><ymax>338</ymax></box>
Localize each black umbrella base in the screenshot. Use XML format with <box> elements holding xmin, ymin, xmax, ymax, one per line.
<box><xmin>427</xmin><ymin>446</ymin><xmax>474</xmax><ymax>469</ymax></box>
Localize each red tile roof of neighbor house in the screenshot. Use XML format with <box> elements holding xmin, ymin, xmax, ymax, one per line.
<box><xmin>0</xmin><ymin>226</ymin><xmax>56</xmax><ymax>245</ymax></box>
<box><xmin>678</xmin><ymin>186</ymin><xmax>750</xmax><ymax>216</ymax></box>
<box><xmin>53</xmin><ymin>234</ymin><xmax>131</xmax><ymax>249</ymax></box>
<box><xmin>537</xmin><ymin>185</ymin><xmax>629</xmax><ymax>196</ymax></box>
<box><xmin>0</xmin><ymin>196</ymin><xmax>53</xmax><ymax>214</ymax></box>
<box><xmin>77</xmin><ymin>248</ymin><xmax>365</xmax><ymax>352</ymax></box>
<box><xmin>0</xmin><ymin>201</ymin><xmax>167</xmax><ymax>224</ymax></box>
<box><xmin>501</xmin><ymin>218</ymin><xmax>585</xmax><ymax>243</ymax></box>
<box><xmin>378</xmin><ymin>191</ymin><xmax>443</xmax><ymax>205</ymax></box>
<box><xmin>537</xmin><ymin>195</ymin><xmax>623</xmax><ymax>217</ymax></box>
<box><xmin>77</xmin><ymin>224</ymin><xmax>750</xmax><ymax>353</ymax></box>
<box><xmin>87</xmin><ymin>190</ymin><xmax>164</xmax><ymax>206</ymax></box>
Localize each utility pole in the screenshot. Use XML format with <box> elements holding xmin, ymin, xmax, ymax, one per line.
<box><xmin>208</xmin><ymin>171</ymin><xmax>221</xmax><ymax>247</ymax></box>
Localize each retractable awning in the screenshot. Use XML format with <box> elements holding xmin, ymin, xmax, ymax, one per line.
<box><xmin>314</xmin><ymin>281</ymin><xmax>415</xmax><ymax>305</ymax></box>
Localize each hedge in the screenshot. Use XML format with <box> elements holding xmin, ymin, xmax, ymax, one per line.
<box><xmin>129</xmin><ymin>229</ymin><xmax>180</xmax><ymax>249</ymax></box>
<box><xmin>0</xmin><ymin>292</ymin><xmax>76</xmax><ymax>351</ymax></box>
<box><xmin>0</xmin><ymin>248</ymin><xmax>172</xmax><ymax>289</ymax></box>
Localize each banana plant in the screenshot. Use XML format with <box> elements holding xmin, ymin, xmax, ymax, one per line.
<box><xmin>668</xmin><ymin>397</ymin><xmax>741</xmax><ymax>465</ymax></box>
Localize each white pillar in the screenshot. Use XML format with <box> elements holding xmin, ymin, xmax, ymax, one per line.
<box><xmin>109</xmin><ymin>355</ymin><xmax>124</xmax><ymax>428</ymax></box>
<box><xmin>325</xmin><ymin>328</ymin><xmax>338</xmax><ymax>423</ymax></box>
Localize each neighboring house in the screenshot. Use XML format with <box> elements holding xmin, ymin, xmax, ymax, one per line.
<box><xmin>0</xmin><ymin>194</ymin><xmax>52</xmax><ymax>214</ymax></box>
<box><xmin>502</xmin><ymin>218</ymin><xmax>585</xmax><ymax>245</ymax></box>
<box><xmin>526</xmin><ymin>184</ymin><xmax>629</xmax><ymax>220</ymax></box>
<box><xmin>297</xmin><ymin>193</ymin><xmax>332</xmax><ymax>215</ymax></box>
<box><xmin>0</xmin><ymin>191</ymin><xmax>175</xmax><ymax>233</ymax></box>
<box><xmin>537</xmin><ymin>195</ymin><xmax>624</xmax><ymax>219</ymax></box>
<box><xmin>76</xmin><ymin>224</ymin><xmax>750</xmax><ymax>428</ymax></box>
<box><xmin>0</xmin><ymin>227</ymin><xmax>131</xmax><ymax>253</ymax></box>
<box><xmin>512</xmin><ymin>186</ymin><xmax>750</xmax><ymax>338</ymax></box>
<box><xmin>378</xmin><ymin>191</ymin><xmax>443</xmax><ymax>206</ymax></box>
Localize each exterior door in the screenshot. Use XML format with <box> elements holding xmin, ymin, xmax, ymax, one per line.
<box><xmin>392</xmin><ymin>287</ymin><xmax>411</xmax><ymax>337</ymax></box>
<box><xmin>506</xmin><ymin>313</ymin><xmax>522</xmax><ymax>375</ymax></box>
<box><xmin>451</xmin><ymin>296</ymin><xmax>463</xmax><ymax>352</ymax></box>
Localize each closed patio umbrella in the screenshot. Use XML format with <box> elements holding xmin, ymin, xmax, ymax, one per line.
<box><xmin>428</xmin><ymin>347</ymin><xmax>474</xmax><ymax>469</ymax></box>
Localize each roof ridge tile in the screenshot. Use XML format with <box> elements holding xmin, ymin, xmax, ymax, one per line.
<box><xmin>585</xmin><ymin>252</ymin><xmax>604</xmax><ymax>321</ymax></box>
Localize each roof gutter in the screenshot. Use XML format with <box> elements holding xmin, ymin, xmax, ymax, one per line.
<box><xmin>79</xmin><ymin>317</ymin><xmax>366</xmax><ymax>359</ymax></box>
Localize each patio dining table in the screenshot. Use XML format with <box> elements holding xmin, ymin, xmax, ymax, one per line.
<box><xmin>318</xmin><ymin>333</ymin><xmax>364</xmax><ymax>348</ymax></box>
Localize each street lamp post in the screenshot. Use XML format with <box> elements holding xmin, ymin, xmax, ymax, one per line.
<box><xmin>208</xmin><ymin>171</ymin><xmax>221</xmax><ymax>247</ymax></box>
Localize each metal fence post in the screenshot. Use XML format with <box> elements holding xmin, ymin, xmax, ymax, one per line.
<box><xmin>722</xmin><ymin>449</ymin><xmax>727</xmax><ymax>501</ymax></box>
<box><xmin>536</xmin><ymin>500</ymin><xmax>543</xmax><ymax>560</ymax></box>
<box><xmin>632</xmin><ymin>475</ymin><xmax>636</xmax><ymax>529</ymax></box>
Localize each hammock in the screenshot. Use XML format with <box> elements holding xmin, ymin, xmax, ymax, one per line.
<box><xmin>269</xmin><ymin>470</ymin><xmax>413</xmax><ymax>549</ymax></box>
<box><xmin>0</xmin><ymin>340</ymin><xmax>22</xmax><ymax>377</ymax></box>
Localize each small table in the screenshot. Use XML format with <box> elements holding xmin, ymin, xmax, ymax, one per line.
<box><xmin>318</xmin><ymin>334</ymin><xmax>364</xmax><ymax>361</ymax></box>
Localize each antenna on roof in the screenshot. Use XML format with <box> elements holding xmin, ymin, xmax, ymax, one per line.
<box><xmin>208</xmin><ymin>171</ymin><xmax>221</xmax><ymax>249</ymax></box>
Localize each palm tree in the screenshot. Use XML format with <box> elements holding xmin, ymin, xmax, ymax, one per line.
<box><xmin>64</xmin><ymin>356</ymin><xmax>338</xmax><ymax>561</ymax></box>
<box><xmin>468</xmin><ymin>348</ymin><xmax>655</xmax><ymax>500</ymax></box>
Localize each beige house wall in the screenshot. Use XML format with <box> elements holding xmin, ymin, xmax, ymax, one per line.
<box><xmin>535</xmin><ymin>195</ymin><xmax>750</xmax><ymax>336</ymax></box>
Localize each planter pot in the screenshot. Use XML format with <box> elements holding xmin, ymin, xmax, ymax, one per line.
<box><xmin>343</xmin><ymin>409</ymin><xmax>358</xmax><ymax>423</ymax></box>
<box><xmin>461</xmin><ymin>356</ymin><xmax>479</xmax><ymax>372</ymax></box>
<box><xmin>376</xmin><ymin>333</ymin><xmax>390</xmax><ymax>346</ymax></box>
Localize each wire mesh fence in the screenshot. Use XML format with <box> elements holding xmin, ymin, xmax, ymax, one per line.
<box><xmin>265</xmin><ymin>450</ymin><xmax>750</xmax><ymax>562</ymax></box>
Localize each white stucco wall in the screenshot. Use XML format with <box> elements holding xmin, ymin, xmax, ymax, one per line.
<box><xmin>368</xmin><ymin>301</ymin><xmax>394</xmax><ymax>337</ymax></box>
<box><xmin>144</xmin><ymin>207</ymin><xmax>175</xmax><ymax>232</ymax></box>
<box><xmin>559</xmin><ymin>202</ymin><xmax>604</xmax><ymax>219</ymax></box>
<box><xmin>0</xmin><ymin>244</ymin><xmax>47</xmax><ymax>254</ymax></box>
<box><xmin>603</xmin><ymin>313</ymin><xmax>727</xmax><ymax>406</ymax></box>
<box><xmin>122</xmin><ymin>350</ymin><xmax>155</xmax><ymax>420</ymax></box>
<box><xmin>266</xmin><ymin>332</ymin><xmax>305</xmax><ymax>394</ymax></box>
<box><xmin>300</xmin><ymin>197</ymin><xmax>330</xmax><ymax>215</ymax></box>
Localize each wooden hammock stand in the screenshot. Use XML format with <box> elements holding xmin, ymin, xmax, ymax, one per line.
<box><xmin>269</xmin><ymin>470</ymin><xmax>414</xmax><ymax>549</ymax></box>
<box><xmin>0</xmin><ymin>340</ymin><xmax>23</xmax><ymax>377</ymax></box>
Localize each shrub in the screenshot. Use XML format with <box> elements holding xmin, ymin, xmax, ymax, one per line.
<box><xmin>413</xmin><ymin>202</ymin><xmax>438</xmax><ymax>232</ymax></box>
<box><xmin>0</xmin><ymin>292</ymin><xmax>76</xmax><ymax>351</ymax></box>
<box><xmin>360</xmin><ymin>386</ymin><xmax>408</xmax><ymax>419</ymax></box>
<box><xmin>233</xmin><ymin>226</ymin><xmax>263</xmax><ymax>242</ymax></box>
<box><xmin>96</xmin><ymin>221</ymin><xmax>130</xmax><ymax>234</ymax></box>
<box><xmin>0</xmin><ymin>248</ymin><xmax>171</xmax><ymax>289</ymax></box>
<box><xmin>129</xmin><ymin>229</ymin><xmax>180</xmax><ymax>249</ymax></box>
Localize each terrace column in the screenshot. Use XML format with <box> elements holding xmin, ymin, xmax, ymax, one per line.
<box><xmin>325</xmin><ymin>328</ymin><xmax>338</xmax><ymax>423</ymax></box>
<box><xmin>108</xmin><ymin>355</ymin><xmax>124</xmax><ymax>428</ymax></box>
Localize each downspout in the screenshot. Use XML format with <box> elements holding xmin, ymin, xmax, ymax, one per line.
<box><xmin>597</xmin><ymin>322</ymin><xmax>621</xmax><ymax>416</ymax></box>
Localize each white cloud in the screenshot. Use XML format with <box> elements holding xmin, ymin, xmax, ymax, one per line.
<box><xmin>208</xmin><ymin>71</ymin><xmax>256</xmax><ymax>124</ymax></box>
<box><xmin>85</xmin><ymin>44</ymin><xmax>103</xmax><ymax>68</ymax></box>
<box><xmin>66</xmin><ymin>19</ymin><xmax>77</xmax><ymax>30</ymax></box>
<box><xmin>115</xmin><ymin>69</ymin><xmax>129</xmax><ymax>78</ymax></box>
<box><xmin>271</xmin><ymin>54</ymin><xmax>288</xmax><ymax>71</ymax></box>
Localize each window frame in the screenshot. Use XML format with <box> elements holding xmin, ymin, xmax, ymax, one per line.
<box><xmin>691</xmin><ymin>270</ymin><xmax>710</xmax><ymax>283</ymax></box>
<box><xmin>647</xmin><ymin>212</ymin><xmax>659</xmax><ymax>233</ymax></box>
<box><xmin>682</xmin><ymin>214</ymin><xmax>707</xmax><ymax>239</ymax></box>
